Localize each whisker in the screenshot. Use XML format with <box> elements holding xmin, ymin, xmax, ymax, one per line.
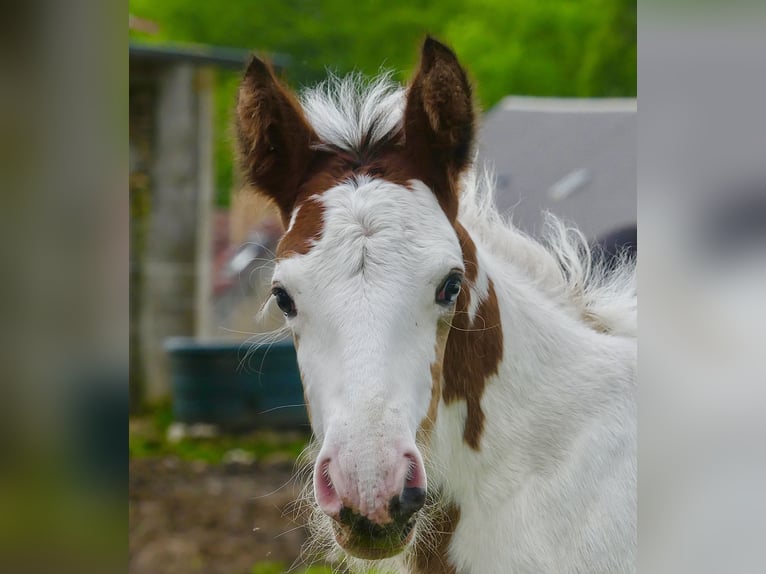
<box><xmin>249</xmin><ymin>475</ymin><xmax>300</xmax><ymax>501</ymax></box>
<box><xmin>218</xmin><ymin>326</ymin><xmax>267</xmax><ymax>336</ymax></box>
<box><xmin>444</xmin><ymin>321</ymin><xmax>502</xmax><ymax>333</ymax></box>
<box><xmin>235</xmin><ymin>326</ymin><xmax>291</xmax><ymax>374</ymax></box>
<box><xmin>239</xmin><ymin>241</ymin><xmax>278</xmax><ymax>259</ymax></box>
<box><xmin>273</xmin><ymin>524</ymin><xmax>307</xmax><ymax>539</ymax></box>
<box><xmin>256</xmin><ymin>403</ymin><xmax>308</xmax><ymax>415</ymax></box>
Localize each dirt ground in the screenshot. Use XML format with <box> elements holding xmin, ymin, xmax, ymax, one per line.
<box><xmin>129</xmin><ymin>456</ymin><xmax>314</xmax><ymax>574</ymax></box>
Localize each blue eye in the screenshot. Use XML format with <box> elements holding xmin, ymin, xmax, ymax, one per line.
<box><xmin>436</xmin><ymin>273</ymin><xmax>462</xmax><ymax>305</ymax></box>
<box><xmin>272</xmin><ymin>287</ymin><xmax>297</xmax><ymax>317</ymax></box>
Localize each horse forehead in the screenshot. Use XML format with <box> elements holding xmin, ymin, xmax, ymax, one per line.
<box><xmin>284</xmin><ymin>178</ymin><xmax>457</xmax><ymax>267</ymax></box>
<box><xmin>324</xmin><ymin>179</ymin><xmax>455</xmax><ymax>245</ymax></box>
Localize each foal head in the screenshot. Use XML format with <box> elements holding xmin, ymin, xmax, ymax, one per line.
<box><xmin>237</xmin><ymin>38</ymin><xmax>475</xmax><ymax>559</ymax></box>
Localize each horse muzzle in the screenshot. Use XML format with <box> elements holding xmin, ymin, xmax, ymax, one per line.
<box><xmin>332</xmin><ymin>487</ymin><xmax>426</xmax><ymax>559</ymax></box>
<box><xmin>313</xmin><ymin>445</ymin><xmax>427</xmax><ymax>558</ymax></box>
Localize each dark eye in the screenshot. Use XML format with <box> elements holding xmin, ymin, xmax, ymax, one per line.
<box><xmin>272</xmin><ymin>287</ymin><xmax>296</xmax><ymax>317</ymax></box>
<box><xmin>436</xmin><ymin>273</ymin><xmax>462</xmax><ymax>305</ymax></box>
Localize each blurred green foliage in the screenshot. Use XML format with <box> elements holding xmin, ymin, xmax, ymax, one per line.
<box><xmin>130</xmin><ymin>0</ymin><xmax>635</xmax><ymax>206</ymax></box>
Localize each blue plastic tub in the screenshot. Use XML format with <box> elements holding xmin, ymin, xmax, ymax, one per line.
<box><xmin>165</xmin><ymin>337</ymin><xmax>308</xmax><ymax>430</ymax></box>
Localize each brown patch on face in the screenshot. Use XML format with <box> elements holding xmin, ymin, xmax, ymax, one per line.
<box><xmin>294</xmin><ymin>337</ymin><xmax>313</xmax><ymax>426</ymax></box>
<box><xmin>276</xmin><ymin>196</ymin><xmax>325</xmax><ymax>258</ymax></box>
<box><xmin>442</xmin><ymin>227</ymin><xmax>504</xmax><ymax>450</ymax></box>
<box><xmin>298</xmin><ymin>38</ymin><xmax>475</xmax><ymax>222</ymax></box>
<box><xmin>454</xmin><ymin>223</ymin><xmax>478</xmax><ymax>283</ymax></box>
<box><xmin>423</xmin><ymin>360</ymin><xmax>442</xmax><ymax>437</ymax></box>
<box><xmin>412</xmin><ymin>502</ymin><xmax>460</xmax><ymax>574</ymax></box>
<box><xmin>273</xmin><ymin>145</ymin><xmax>364</xmax><ymax>258</ymax></box>
<box><xmin>301</xmin><ymin>385</ymin><xmax>312</xmax><ymax>426</ymax></box>
<box><xmin>418</xmin><ymin>321</ymin><xmax>452</xmax><ymax>442</ymax></box>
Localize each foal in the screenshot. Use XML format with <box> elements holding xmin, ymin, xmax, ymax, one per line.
<box><xmin>236</xmin><ymin>38</ymin><xmax>636</xmax><ymax>574</ymax></box>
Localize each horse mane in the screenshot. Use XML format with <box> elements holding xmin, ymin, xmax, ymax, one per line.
<box><xmin>299</xmin><ymin>73</ymin><xmax>636</xmax><ymax>338</ymax></box>
<box><xmin>458</xmin><ymin>168</ymin><xmax>637</xmax><ymax>337</ymax></box>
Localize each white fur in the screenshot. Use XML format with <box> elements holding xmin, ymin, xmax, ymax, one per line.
<box><xmin>428</xmin><ymin>234</ymin><xmax>636</xmax><ymax>574</ymax></box>
<box><xmin>269</xmin><ymin>74</ymin><xmax>636</xmax><ymax>573</ymax></box>
<box><xmin>274</xmin><ymin>177</ymin><xmax>462</xmax><ymax>526</ymax></box>
<box><xmin>301</xmin><ymin>72</ymin><xmax>405</xmax><ymax>154</ymax></box>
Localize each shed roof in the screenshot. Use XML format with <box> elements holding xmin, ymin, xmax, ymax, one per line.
<box><xmin>477</xmin><ymin>96</ymin><xmax>636</xmax><ymax>241</ymax></box>
<box><xmin>129</xmin><ymin>42</ymin><xmax>290</xmax><ymax>71</ymax></box>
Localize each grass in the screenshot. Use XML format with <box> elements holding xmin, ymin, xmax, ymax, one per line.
<box><xmin>250</xmin><ymin>562</ymin><xmax>334</xmax><ymax>574</ymax></box>
<box><xmin>129</xmin><ymin>403</ymin><xmax>310</xmax><ymax>465</ymax></box>
<box><xmin>249</xmin><ymin>561</ymin><xmax>386</xmax><ymax>574</ymax></box>
<box><xmin>130</xmin><ymin>407</ymin><xmax>381</xmax><ymax>573</ymax></box>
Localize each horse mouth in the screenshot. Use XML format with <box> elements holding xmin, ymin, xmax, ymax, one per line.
<box><xmin>332</xmin><ymin>511</ymin><xmax>418</xmax><ymax>560</ymax></box>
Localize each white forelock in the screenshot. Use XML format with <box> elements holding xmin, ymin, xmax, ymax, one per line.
<box><xmin>301</xmin><ymin>71</ymin><xmax>405</xmax><ymax>154</ymax></box>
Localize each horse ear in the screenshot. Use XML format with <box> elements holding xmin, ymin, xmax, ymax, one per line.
<box><xmin>236</xmin><ymin>56</ymin><xmax>317</xmax><ymax>220</ymax></box>
<box><xmin>404</xmin><ymin>37</ymin><xmax>476</xmax><ymax>187</ymax></box>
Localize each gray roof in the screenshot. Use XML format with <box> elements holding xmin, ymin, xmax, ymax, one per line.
<box><xmin>477</xmin><ymin>97</ymin><xmax>636</xmax><ymax>241</ymax></box>
<box><xmin>129</xmin><ymin>42</ymin><xmax>290</xmax><ymax>71</ymax></box>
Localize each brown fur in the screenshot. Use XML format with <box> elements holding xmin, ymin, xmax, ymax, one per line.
<box><xmin>442</xmin><ymin>226</ymin><xmax>504</xmax><ymax>451</ymax></box>
<box><xmin>454</xmin><ymin>224</ymin><xmax>479</xmax><ymax>283</ymax></box>
<box><xmin>274</xmin><ymin>141</ymin><xmax>423</xmax><ymax>258</ymax></box>
<box><xmin>412</xmin><ymin>503</ymin><xmax>460</xmax><ymax>574</ymax></box>
<box><xmin>421</xmin><ymin>360</ymin><xmax>442</xmax><ymax>440</ymax></box>
<box><xmin>274</xmin><ymin>143</ymin><xmax>392</xmax><ymax>257</ymax></box>
<box><xmin>276</xmin><ymin>196</ymin><xmax>326</xmax><ymax>258</ymax></box>
<box><xmin>236</xmin><ymin>56</ymin><xmax>318</xmax><ymax>224</ymax></box>
<box><xmin>419</xmin><ymin>321</ymin><xmax>452</xmax><ymax>441</ymax></box>
<box><xmin>403</xmin><ymin>37</ymin><xmax>475</xmax><ymax>222</ymax></box>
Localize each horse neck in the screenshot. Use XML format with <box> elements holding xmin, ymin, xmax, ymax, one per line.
<box><xmin>428</xmin><ymin>223</ymin><xmax>633</xmax><ymax>504</ymax></box>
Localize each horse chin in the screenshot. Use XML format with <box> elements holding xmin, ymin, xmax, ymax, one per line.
<box><xmin>332</xmin><ymin>517</ymin><xmax>417</xmax><ymax>560</ymax></box>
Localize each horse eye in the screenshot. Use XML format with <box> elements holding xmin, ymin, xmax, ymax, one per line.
<box><xmin>436</xmin><ymin>273</ymin><xmax>462</xmax><ymax>305</ymax></box>
<box><xmin>272</xmin><ymin>287</ymin><xmax>297</xmax><ymax>317</ymax></box>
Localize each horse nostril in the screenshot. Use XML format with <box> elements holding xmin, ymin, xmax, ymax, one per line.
<box><xmin>314</xmin><ymin>457</ymin><xmax>341</xmax><ymax>517</ymax></box>
<box><xmin>401</xmin><ymin>486</ymin><xmax>426</xmax><ymax>514</ymax></box>
<box><xmin>390</xmin><ymin>487</ymin><xmax>426</xmax><ymax>521</ymax></box>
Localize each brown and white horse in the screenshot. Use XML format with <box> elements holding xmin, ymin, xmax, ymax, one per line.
<box><xmin>236</xmin><ymin>38</ymin><xmax>636</xmax><ymax>574</ymax></box>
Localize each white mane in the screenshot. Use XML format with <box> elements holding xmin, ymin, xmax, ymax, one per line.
<box><xmin>300</xmin><ymin>73</ymin><xmax>636</xmax><ymax>336</ymax></box>
<box><xmin>459</xmin><ymin>168</ymin><xmax>637</xmax><ymax>337</ymax></box>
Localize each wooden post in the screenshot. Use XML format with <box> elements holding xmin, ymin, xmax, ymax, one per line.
<box><xmin>194</xmin><ymin>67</ymin><xmax>215</xmax><ymax>340</ymax></box>
<box><xmin>140</xmin><ymin>63</ymin><xmax>199</xmax><ymax>403</ymax></box>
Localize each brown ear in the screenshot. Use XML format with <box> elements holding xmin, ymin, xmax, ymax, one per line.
<box><xmin>236</xmin><ymin>56</ymin><xmax>317</xmax><ymax>220</ymax></box>
<box><xmin>404</xmin><ymin>37</ymin><xmax>475</xmax><ymax>219</ymax></box>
